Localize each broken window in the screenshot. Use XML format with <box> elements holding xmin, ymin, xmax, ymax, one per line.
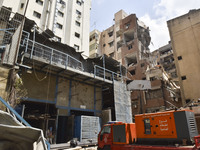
<box><xmin>108</xmin><ymin>31</ymin><xmax>113</xmax><ymax>37</ymax></box>
<box><xmin>117</xmin><ymin>40</ymin><xmax>123</xmax><ymax>49</ymax></box>
<box><xmin>150</xmin><ymin>77</ymin><xmax>156</xmax><ymax>81</ymax></box>
<box><xmin>178</xmin><ymin>56</ymin><xmax>182</xmax><ymax>60</ymax></box>
<box><xmin>181</xmin><ymin>76</ymin><xmax>186</xmax><ymax>80</ymax></box>
<box><xmin>124</xmin><ymin>30</ymin><xmax>134</xmax><ymax>44</ymax></box>
<box><xmin>129</xmin><ymin>69</ymin><xmax>136</xmax><ymax>75</ymax></box>
<box><xmin>109</xmin><ymin>52</ymin><xmax>114</xmax><ymax>58</ymax></box>
<box><xmin>125</xmin><ymin>22</ymin><xmax>130</xmax><ymax>29</ymax></box>
<box><xmin>128</xmin><ymin>44</ymin><xmax>132</xmax><ymax>50</ymax></box>
<box><xmin>125</xmin><ymin>54</ymin><xmax>137</xmax><ymax>67</ymax></box>
<box><xmin>108</xmin><ymin>41</ymin><xmax>114</xmax><ymax>47</ymax></box>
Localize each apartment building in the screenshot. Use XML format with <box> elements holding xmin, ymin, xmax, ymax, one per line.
<box><xmin>91</xmin><ymin>10</ymin><xmax>183</xmax><ymax>115</ymax></box>
<box><xmin>168</xmin><ymin>9</ymin><xmax>200</xmax><ymax>105</ymax></box>
<box><xmin>89</xmin><ymin>29</ymin><xmax>101</xmax><ymax>58</ymax></box>
<box><xmin>151</xmin><ymin>42</ymin><xmax>178</xmax><ymax>81</ymax></box>
<box><xmin>2</xmin><ymin>0</ymin><xmax>91</xmax><ymax>57</ymax></box>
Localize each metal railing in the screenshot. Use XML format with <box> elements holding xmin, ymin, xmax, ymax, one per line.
<box><xmin>94</xmin><ymin>65</ymin><xmax>122</xmax><ymax>81</ymax></box>
<box><xmin>0</xmin><ymin>28</ymin><xmax>29</xmax><ymax>48</ymax></box>
<box><xmin>0</xmin><ymin>7</ymin><xmax>24</xmax><ymax>29</ymax></box>
<box><xmin>24</xmin><ymin>39</ymin><xmax>83</xmax><ymax>71</ymax></box>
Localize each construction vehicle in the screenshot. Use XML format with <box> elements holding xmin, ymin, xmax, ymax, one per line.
<box><xmin>98</xmin><ymin>110</ymin><xmax>200</xmax><ymax>150</ymax></box>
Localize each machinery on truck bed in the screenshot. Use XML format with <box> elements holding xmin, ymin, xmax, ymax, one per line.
<box><xmin>98</xmin><ymin>110</ymin><xmax>200</xmax><ymax>150</ymax></box>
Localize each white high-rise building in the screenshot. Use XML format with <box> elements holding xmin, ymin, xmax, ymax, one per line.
<box><xmin>2</xmin><ymin>0</ymin><xmax>91</xmax><ymax>57</ymax></box>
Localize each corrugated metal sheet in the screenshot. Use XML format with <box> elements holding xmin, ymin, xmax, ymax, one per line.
<box><xmin>114</xmin><ymin>81</ymin><xmax>132</xmax><ymax>123</ymax></box>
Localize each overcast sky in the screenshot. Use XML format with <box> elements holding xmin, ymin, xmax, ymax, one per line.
<box><xmin>90</xmin><ymin>0</ymin><xmax>200</xmax><ymax>51</ymax></box>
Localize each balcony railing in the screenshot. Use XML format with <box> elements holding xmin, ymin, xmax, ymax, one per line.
<box><xmin>24</xmin><ymin>39</ymin><xmax>83</xmax><ymax>71</ymax></box>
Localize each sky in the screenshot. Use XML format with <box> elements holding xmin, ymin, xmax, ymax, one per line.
<box><xmin>90</xmin><ymin>0</ymin><xmax>200</xmax><ymax>51</ymax></box>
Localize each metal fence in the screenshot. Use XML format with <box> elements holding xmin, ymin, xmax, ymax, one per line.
<box><xmin>94</xmin><ymin>65</ymin><xmax>122</xmax><ymax>81</ymax></box>
<box><xmin>0</xmin><ymin>7</ymin><xmax>24</xmax><ymax>29</ymax></box>
<box><xmin>24</xmin><ymin>39</ymin><xmax>83</xmax><ymax>71</ymax></box>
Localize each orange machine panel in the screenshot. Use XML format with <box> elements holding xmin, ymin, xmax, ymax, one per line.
<box><xmin>112</xmin><ymin>123</ymin><xmax>136</xmax><ymax>144</ymax></box>
<box><xmin>135</xmin><ymin>111</ymin><xmax>178</xmax><ymax>139</ymax></box>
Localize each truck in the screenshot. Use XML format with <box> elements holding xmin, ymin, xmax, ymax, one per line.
<box><xmin>98</xmin><ymin>110</ymin><xmax>200</xmax><ymax>150</ymax></box>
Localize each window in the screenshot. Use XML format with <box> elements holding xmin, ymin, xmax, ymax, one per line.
<box><xmin>58</xmin><ymin>11</ymin><xmax>64</xmax><ymax>17</ymax></box>
<box><xmin>103</xmin><ymin>44</ymin><xmax>106</xmax><ymax>47</ymax></box>
<box><xmin>108</xmin><ymin>31</ymin><xmax>113</xmax><ymax>37</ymax></box>
<box><xmin>130</xmin><ymin>69</ymin><xmax>135</xmax><ymax>75</ymax></box>
<box><xmin>178</xmin><ymin>56</ymin><xmax>182</xmax><ymax>60</ymax></box>
<box><xmin>125</xmin><ymin>23</ymin><xmax>130</xmax><ymax>29</ymax></box>
<box><xmin>76</xmin><ymin>0</ymin><xmax>82</xmax><ymax>6</ymax></box>
<box><xmin>144</xmin><ymin>119</ymin><xmax>151</xmax><ymax>134</ymax></box>
<box><xmin>36</xmin><ymin>0</ymin><xmax>43</xmax><ymax>5</ymax></box>
<box><xmin>150</xmin><ymin>77</ymin><xmax>156</xmax><ymax>81</ymax></box>
<box><xmin>20</xmin><ymin>3</ymin><xmax>24</xmax><ymax>9</ymax></box>
<box><xmin>74</xmin><ymin>44</ymin><xmax>79</xmax><ymax>50</ymax></box>
<box><xmin>108</xmin><ymin>41</ymin><xmax>114</xmax><ymax>47</ymax></box>
<box><xmin>75</xmin><ymin>32</ymin><xmax>80</xmax><ymax>38</ymax></box>
<box><xmin>142</xmin><ymin>77</ymin><xmax>146</xmax><ymax>80</ymax></box>
<box><xmin>181</xmin><ymin>76</ymin><xmax>186</xmax><ymax>80</ymax></box>
<box><xmin>56</xmin><ymin>23</ymin><xmax>63</xmax><ymax>29</ymax></box>
<box><xmin>103</xmin><ymin>34</ymin><xmax>105</xmax><ymax>37</ymax></box>
<box><xmin>76</xmin><ymin>10</ymin><xmax>81</xmax><ymax>15</ymax></box>
<box><xmin>33</xmin><ymin>11</ymin><xmax>41</xmax><ymax>18</ymax></box>
<box><xmin>100</xmin><ymin>126</ymin><xmax>111</xmax><ymax>135</ymax></box>
<box><xmin>128</xmin><ymin>44</ymin><xmax>132</xmax><ymax>50</ymax></box>
<box><xmin>141</xmin><ymin>63</ymin><xmax>145</xmax><ymax>68</ymax></box>
<box><xmin>75</xmin><ymin>21</ymin><xmax>81</xmax><ymax>27</ymax></box>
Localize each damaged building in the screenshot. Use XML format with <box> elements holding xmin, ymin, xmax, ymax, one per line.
<box><xmin>0</xmin><ymin>7</ymin><xmax>127</xmax><ymax>144</ymax></box>
<box><xmin>89</xmin><ymin>9</ymin><xmax>183</xmax><ymax>116</ymax></box>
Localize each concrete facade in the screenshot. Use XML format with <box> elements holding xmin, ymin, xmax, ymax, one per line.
<box><xmin>94</xmin><ymin>10</ymin><xmax>182</xmax><ymax>116</ymax></box>
<box><xmin>151</xmin><ymin>42</ymin><xmax>178</xmax><ymax>81</ymax></box>
<box><xmin>167</xmin><ymin>9</ymin><xmax>200</xmax><ymax>105</ymax></box>
<box><xmin>2</xmin><ymin>0</ymin><xmax>91</xmax><ymax>57</ymax></box>
<box><xmin>89</xmin><ymin>29</ymin><xmax>101</xmax><ymax>58</ymax></box>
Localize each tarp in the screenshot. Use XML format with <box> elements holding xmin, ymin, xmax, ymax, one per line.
<box><xmin>0</xmin><ymin>110</ymin><xmax>47</xmax><ymax>150</ymax></box>
<box><xmin>114</xmin><ymin>81</ymin><xmax>132</xmax><ymax>123</ymax></box>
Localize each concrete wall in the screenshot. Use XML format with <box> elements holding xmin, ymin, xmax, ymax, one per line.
<box><xmin>22</xmin><ymin>71</ymin><xmax>56</xmax><ymax>102</ymax></box>
<box><xmin>21</xmin><ymin>70</ymin><xmax>102</xmax><ymax>114</ymax></box>
<box><xmin>168</xmin><ymin>9</ymin><xmax>200</xmax><ymax>105</ymax></box>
